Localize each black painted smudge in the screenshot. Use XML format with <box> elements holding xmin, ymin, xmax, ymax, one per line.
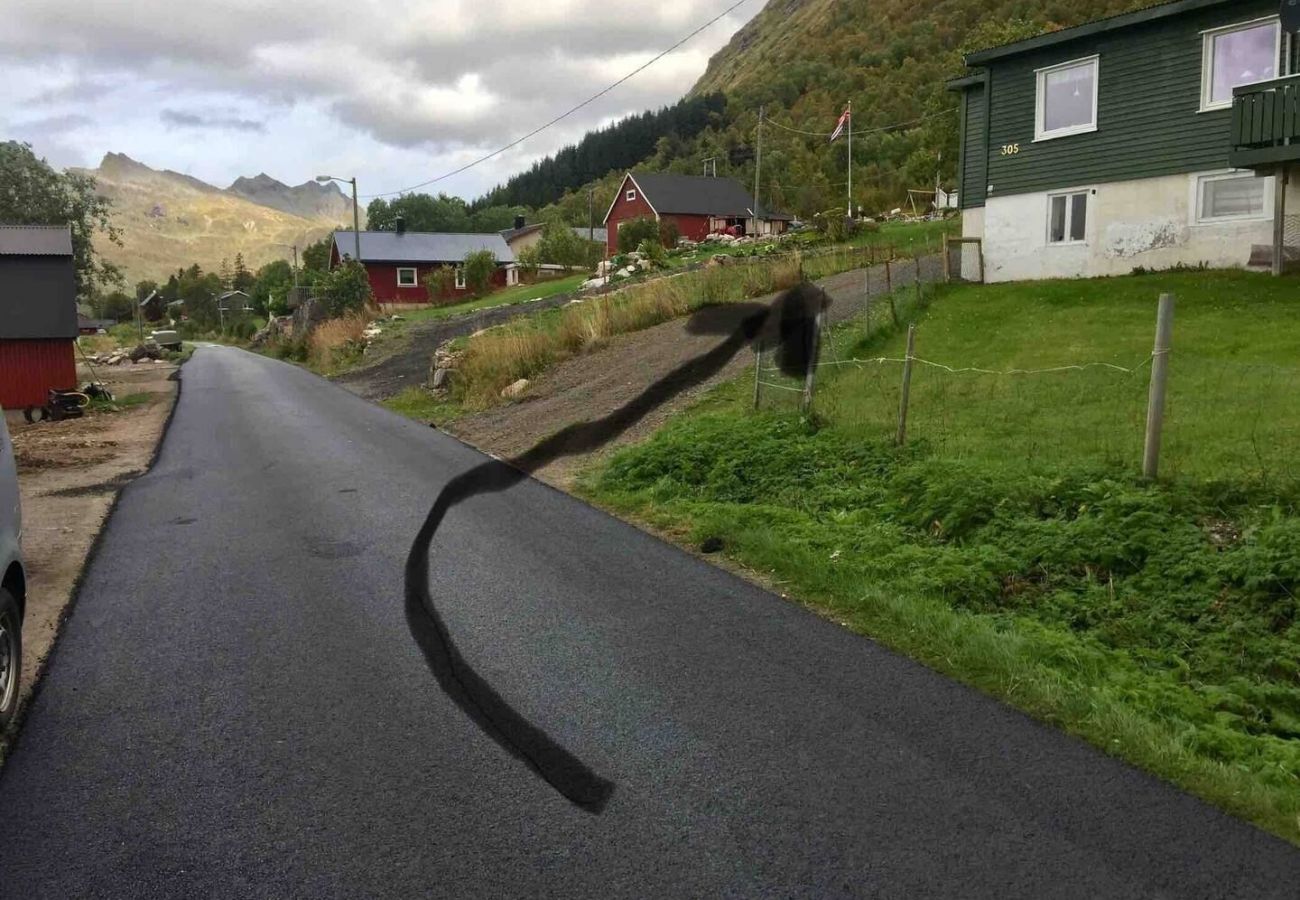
<box><xmin>404</xmin><ymin>283</ymin><xmax>829</xmax><ymax>813</ymax></box>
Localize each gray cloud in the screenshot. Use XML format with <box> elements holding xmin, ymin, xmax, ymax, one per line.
<box><xmin>160</xmin><ymin>109</ymin><xmax>266</xmax><ymax>133</ymax></box>
<box><xmin>0</xmin><ymin>0</ymin><xmax>756</xmax><ymax>196</ymax></box>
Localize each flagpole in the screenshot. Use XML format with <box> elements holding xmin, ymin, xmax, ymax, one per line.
<box><xmin>846</xmin><ymin>101</ymin><xmax>853</xmax><ymax>219</ymax></box>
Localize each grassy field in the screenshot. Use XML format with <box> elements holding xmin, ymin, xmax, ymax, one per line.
<box><xmin>397</xmin><ymin>273</ymin><xmax>589</xmax><ymax>323</ymax></box>
<box><xmin>582</xmin><ymin>269</ymin><xmax>1300</xmax><ymax>844</ymax></box>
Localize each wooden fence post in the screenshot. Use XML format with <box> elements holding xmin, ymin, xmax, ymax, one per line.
<box><xmin>752</xmin><ymin>342</ymin><xmax>763</xmax><ymax>410</ymax></box>
<box><xmin>896</xmin><ymin>324</ymin><xmax>916</xmax><ymax>445</ymax></box>
<box><xmin>914</xmin><ymin>254</ymin><xmax>922</xmax><ymax>307</ymax></box>
<box><xmin>1142</xmin><ymin>293</ymin><xmax>1175</xmax><ymax>478</ymax></box>
<box><xmin>863</xmin><ymin>270</ymin><xmax>871</xmax><ymax>339</ymax></box>
<box><xmin>942</xmin><ymin>234</ymin><xmax>951</xmax><ymax>282</ymax></box>
<box><xmin>885</xmin><ymin>259</ymin><xmax>899</xmax><ymax>326</ymax></box>
<box><xmin>801</xmin><ymin>298</ymin><xmax>826</xmax><ymax>415</ymax></box>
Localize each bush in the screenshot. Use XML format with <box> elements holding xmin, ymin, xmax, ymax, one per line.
<box><xmin>616</xmin><ymin>216</ymin><xmax>660</xmax><ymax>254</ymax></box>
<box><xmin>517</xmin><ymin>246</ymin><xmax>541</xmax><ymax>279</ymax></box>
<box><xmin>636</xmin><ymin>237</ymin><xmax>666</xmax><ymax>266</ymax></box>
<box><xmin>462</xmin><ymin>249</ymin><xmax>497</xmax><ymax>297</ymax></box>
<box><xmin>657</xmin><ymin>218</ymin><xmax>680</xmax><ymax>248</ymax></box>
<box><xmin>315</xmin><ymin>259</ymin><xmax>374</xmax><ymax>316</ymax></box>
<box><xmin>307</xmin><ymin>311</ymin><xmax>372</xmax><ymax>370</ymax></box>
<box><xmin>423</xmin><ymin>266</ymin><xmax>459</xmax><ymax>305</ymax></box>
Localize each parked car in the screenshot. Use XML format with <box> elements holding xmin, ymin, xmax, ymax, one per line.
<box><xmin>0</xmin><ymin>415</ymin><xmax>25</xmax><ymax>728</ymax></box>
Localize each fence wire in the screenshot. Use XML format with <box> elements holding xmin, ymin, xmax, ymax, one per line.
<box><xmin>754</xmin><ymin>287</ymin><xmax>1300</xmax><ymax>481</ymax></box>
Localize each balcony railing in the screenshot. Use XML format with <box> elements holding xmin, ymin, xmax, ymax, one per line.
<box><xmin>1229</xmin><ymin>74</ymin><xmax>1300</xmax><ymax>169</ymax></box>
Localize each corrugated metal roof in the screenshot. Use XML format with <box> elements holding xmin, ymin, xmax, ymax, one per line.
<box><xmin>630</xmin><ymin>173</ymin><xmax>793</xmax><ymax>220</ymax></box>
<box><xmin>0</xmin><ymin>224</ymin><xmax>74</xmax><ymax>257</ymax></box>
<box><xmin>333</xmin><ymin>231</ymin><xmax>515</xmax><ymax>264</ymax></box>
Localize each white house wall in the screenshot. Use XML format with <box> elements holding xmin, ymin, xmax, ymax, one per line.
<box><xmin>964</xmin><ymin>171</ymin><xmax>1298</xmax><ymax>283</ymax></box>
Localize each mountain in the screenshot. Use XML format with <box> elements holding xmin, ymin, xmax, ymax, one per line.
<box><xmin>227</xmin><ymin>173</ymin><xmax>354</xmax><ymax>221</ymax></box>
<box><xmin>75</xmin><ymin>154</ymin><xmax>351</xmax><ymax>284</ymax></box>
<box><xmin>497</xmin><ymin>0</ymin><xmax>1156</xmax><ymax>223</ymax></box>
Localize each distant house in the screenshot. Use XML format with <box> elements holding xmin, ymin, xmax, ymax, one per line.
<box><xmin>0</xmin><ymin>225</ymin><xmax>78</xmax><ymax>411</ymax></box>
<box><xmin>329</xmin><ymin>221</ymin><xmax>517</xmax><ymax>309</ymax></box>
<box><xmin>948</xmin><ymin>0</ymin><xmax>1300</xmax><ymax>282</ymax></box>
<box><xmin>77</xmin><ymin>313</ymin><xmax>116</xmax><ymax>334</ymax></box>
<box><xmin>602</xmin><ymin>172</ymin><xmax>792</xmax><ymax>254</ymax></box>
<box><xmin>500</xmin><ymin>219</ymin><xmax>608</xmax><ymax>257</ymax></box>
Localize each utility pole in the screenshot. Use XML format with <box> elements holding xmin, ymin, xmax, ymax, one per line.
<box><xmin>292</xmin><ymin>244</ymin><xmax>299</xmax><ymax>288</ymax></box>
<box><xmin>753</xmin><ymin>106</ymin><xmax>764</xmax><ymax>231</ymax></box>
<box><xmin>588</xmin><ymin>188</ymin><xmax>595</xmax><ymax>244</ymax></box>
<box><xmin>846</xmin><ymin>100</ymin><xmax>853</xmax><ymax>217</ymax></box>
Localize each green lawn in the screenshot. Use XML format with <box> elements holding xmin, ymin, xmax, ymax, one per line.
<box><xmin>582</xmin><ymin>269</ymin><xmax>1300</xmax><ymax>844</ymax></box>
<box><xmin>396</xmin><ymin>273</ymin><xmax>588</xmax><ymax>323</ymax></box>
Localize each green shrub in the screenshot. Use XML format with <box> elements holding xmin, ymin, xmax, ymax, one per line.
<box><xmin>462</xmin><ymin>249</ymin><xmax>497</xmax><ymax>297</ymax></box>
<box><xmin>617</xmin><ymin>216</ymin><xmax>660</xmax><ymax>254</ymax></box>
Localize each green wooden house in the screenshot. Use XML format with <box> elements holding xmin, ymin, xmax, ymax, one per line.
<box><xmin>948</xmin><ymin>0</ymin><xmax>1300</xmax><ymax>282</ymax></box>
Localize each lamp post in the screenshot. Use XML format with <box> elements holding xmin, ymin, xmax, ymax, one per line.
<box><xmin>317</xmin><ymin>175</ymin><xmax>361</xmax><ymax>264</ymax></box>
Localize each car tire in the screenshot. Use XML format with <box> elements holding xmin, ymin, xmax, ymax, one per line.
<box><xmin>0</xmin><ymin>587</ymin><xmax>21</xmax><ymax>730</ymax></box>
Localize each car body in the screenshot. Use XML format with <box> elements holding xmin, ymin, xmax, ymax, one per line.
<box><xmin>0</xmin><ymin>415</ymin><xmax>25</xmax><ymax>727</ymax></box>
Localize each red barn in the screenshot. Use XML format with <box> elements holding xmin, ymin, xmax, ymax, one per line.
<box><xmin>0</xmin><ymin>225</ymin><xmax>78</xmax><ymax>411</ymax></box>
<box><xmin>602</xmin><ymin>172</ymin><xmax>793</xmax><ymax>255</ymax></box>
<box><xmin>330</xmin><ymin>224</ymin><xmax>517</xmax><ymax>311</ymax></box>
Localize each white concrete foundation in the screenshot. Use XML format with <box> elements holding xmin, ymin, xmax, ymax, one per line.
<box><xmin>973</xmin><ymin>170</ymin><xmax>1297</xmax><ymax>283</ymax></box>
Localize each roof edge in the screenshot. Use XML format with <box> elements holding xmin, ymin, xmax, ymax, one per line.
<box><xmin>964</xmin><ymin>0</ymin><xmax>1231</xmax><ymax>66</ymax></box>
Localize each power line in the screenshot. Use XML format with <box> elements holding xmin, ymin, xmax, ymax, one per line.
<box><xmin>361</xmin><ymin>0</ymin><xmax>754</xmax><ymax>200</ymax></box>
<box><xmin>764</xmin><ymin>108</ymin><xmax>956</xmax><ymax>139</ymax></box>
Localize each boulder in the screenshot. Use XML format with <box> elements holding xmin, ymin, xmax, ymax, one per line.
<box><xmin>707</xmin><ymin>254</ymin><xmax>732</xmax><ymax>268</ymax></box>
<box><xmin>500</xmin><ymin>378</ymin><xmax>529</xmax><ymax>399</ymax></box>
<box><xmin>580</xmin><ymin>277</ymin><xmax>605</xmax><ymax>291</ymax></box>
<box><xmin>431</xmin><ymin>367</ymin><xmax>454</xmax><ymax>391</ymax></box>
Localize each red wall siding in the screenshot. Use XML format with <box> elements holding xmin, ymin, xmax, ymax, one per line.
<box><xmin>660</xmin><ymin>214</ymin><xmax>711</xmax><ymax>244</ymax></box>
<box><xmin>0</xmin><ymin>339</ymin><xmax>76</xmax><ymax>409</ymax></box>
<box><xmin>363</xmin><ymin>263</ymin><xmax>509</xmax><ymax>305</ymax></box>
<box><xmin>604</xmin><ymin>182</ymin><xmax>659</xmax><ymax>254</ymax></box>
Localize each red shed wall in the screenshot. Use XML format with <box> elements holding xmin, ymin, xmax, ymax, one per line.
<box><xmin>659</xmin><ymin>214</ymin><xmax>711</xmax><ymax>244</ymax></box>
<box><xmin>0</xmin><ymin>339</ymin><xmax>76</xmax><ymax>409</ymax></box>
<box><xmin>604</xmin><ymin>182</ymin><xmax>658</xmax><ymax>254</ymax></box>
<box><xmin>363</xmin><ymin>263</ymin><xmax>509</xmax><ymax>308</ymax></box>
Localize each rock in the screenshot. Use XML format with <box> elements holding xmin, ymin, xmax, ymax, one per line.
<box><xmin>616</xmin><ymin>267</ymin><xmax>635</xmax><ymax>278</ymax></box>
<box><xmin>594</xmin><ymin>260</ymin><xmax>612</xmax><ymax>277</ymax></box>
<box><xmin>500</xmin><ymin>378</ymin><xmax>529</xmax><ymax>399</ymax></box>
<box><xmin>580</xmin><ymin>278</ymin><xmax>605</xmax><ymax>291</ymax></box>
<box><xmin>431</xmin><ymin>367</ymin><xmax>454</xmax><ymax>390</ymax></box>
<box><xmin>707</xmin><ymin>254</ymin><xmax>732</xmax><ymax>268</ymax></box>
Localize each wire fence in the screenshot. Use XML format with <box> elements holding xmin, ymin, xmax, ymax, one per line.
<box><xmin>754</xmin><ymin>286</ymin><xmax>1300</xmax><ymax>482</ymax></box>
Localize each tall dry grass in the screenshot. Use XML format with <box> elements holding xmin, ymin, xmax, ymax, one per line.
<box><xmin>452</xmin><ymin>255</ymin><xmax>804</xmax><ymax>409</ymax></box>
<box><xmin>308</xmin><ymin>311</ymin><xmax>374</xmax><ymax>371</ymax></box>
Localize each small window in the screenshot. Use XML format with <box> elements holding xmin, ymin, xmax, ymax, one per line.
<box><xmin>1196</xmin><ymin>171</ymin><xmax>1272</xmax><ymax>223</ymax></box>
<box><xmin>1035</xmin><ymin>56</ymin><xmax>1098</xmax><ymax>141</ymax></box>
<box><xmin>396</xmin><ymin>267</ymin><xmax>417</xmax><ymax>287</ymax></box>
<box><xmin>626</xmin><ymin>189</ymin><xmax>637</xmax><ymax>202</ymax></box>
<box><xmin>454</xmin><ymin>267</ymin><xmax>466</xmax><ymax>290</ymax></box>
<box><xmin>1202</xmin><ymin>19</ymin><xmax>1280</xmax><ymax>111</ymax></box>
<box><xmin>1048</xmin><ymin>191</ymin><xmax>1089</xmax><ymax>244</ymax></box>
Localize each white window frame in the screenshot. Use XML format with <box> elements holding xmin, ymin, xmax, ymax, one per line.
<box><xmin>396</xmin><ymin>266</ymin><xmax>417</xmax><ymax>287</ymax></box>
<box><xmin>1034</xmin><ymin>55</ymin><xmax>1100</xmax><ymax>142</ymax></box>
<box><xmin>454</xmin><ymin>267</ymin><xmax>466</xmax><ymax>290</ymax></box>
<box><xmin>626</xmin><ymin>189</ymin><xmax>637</xmax><ymax>202</ymax></box>
<box><xmin>1191</xmin><ymin>169</ymin><xmax>1275</xmax><ymax>225</ymax></box>
<box><xmin>1199</xmin><ymin>17</ymin><xmax>1282</xmax><ymax>113</ymax></box>
<box><xmin>1046</xmin><ymin>189</ymin><xmax>1091</xmax><ymax>246</ymax></box>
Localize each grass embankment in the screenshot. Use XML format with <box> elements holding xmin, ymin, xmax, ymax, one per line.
<box><xmin>582</xmin><ymin>270</ymin><xmax>1300</xmax><ymax>843</ymax></box>
<box><xmin>448</xmin><ymin>220</ymin><xmax>954</xmax><ymax>411</ymax></box>
<box><xmin>399</xmin><ymin>273</ymin><xmax>589</xmax><ymax>323</ymax></box>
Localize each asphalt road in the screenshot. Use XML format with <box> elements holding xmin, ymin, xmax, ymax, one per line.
<box><xmin>1</xmin><ymin>345</ymin><xmax>1298</xmax><ymax>898</ymax></box>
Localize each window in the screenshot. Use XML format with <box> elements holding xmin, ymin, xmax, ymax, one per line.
<box><xmin>1202</xmin><ymin>19</ymin><xmax>1280</xmax><ymax>111</ymax></box>
<box><xmin>626</xmin><ymin>189</ymin><xmax>637</xmax><ymax>202</ymax></box>
<box><xmin>1035</xmin><ymin>56</ymin><xmax>1098</xmax><ymax>141</ymax></box>
<box><xmin>396</xmin><ymin>267</ymin><xmax>417</xmax><ymax>287</ymax></box>
<box><xmin>1048</xmin><ymin>191</ymin><xmax>1089</xmax><ymax>244</ymax></box>
<box><xmin>1195</xmin><ymin>170</ymin><xmax>1272</xmax><ymax>223</ymax></box>
<box><xmin>454</xmin><ymin>267</ymin><xmax>466</xmax><ymax>290</ymax></box>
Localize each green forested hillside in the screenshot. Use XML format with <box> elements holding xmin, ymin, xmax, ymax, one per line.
<box><xmin>523</xmin><ymin>0</ymin><xmax>1160</xmax><ymax>224</ymax></box>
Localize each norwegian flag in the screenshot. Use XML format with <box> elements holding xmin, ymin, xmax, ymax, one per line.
<box><xmin>829</xmin><ymin>107</ymin><xmax>850</xmax><ymax>142</ymax></box>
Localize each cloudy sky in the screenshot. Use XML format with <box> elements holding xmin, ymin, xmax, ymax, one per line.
<box><xmin>1</xmin><ymin>0</ymin><xmax>757</xmax><ymax>201</ymax></box>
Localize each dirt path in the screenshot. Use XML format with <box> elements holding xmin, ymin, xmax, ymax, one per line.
<box><xmin>7</xmin><ymin>362</ymin><xmax>178</xmax><ymax>729</ymax></box>
<box><xmin>334</xmin><ymin>291</ymin><xmax>581</xmax><ymax>401</ymax></box>
<box><xmin>447</xmin><ymin>256</ymin><xmax>942</xmax><ymax>487</ymax></box>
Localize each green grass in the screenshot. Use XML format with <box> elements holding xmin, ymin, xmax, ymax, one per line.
<box><xmin>581</xmin><ymin>269</ymin><xmax>1300</xmax><ymax>844</ymax></box>
<box><xmin>88</xmin><ymin>392</ymin><xmax>155</xmax><ymax>414</ymax></box>
<box><xmin>396</xmin><ymin>273</ymin><xmax>589</xmax><ymax>323</ymax></box>
<box><xmin>381</xmin><ymin>385</ymin><xmax>465</xmax><ymax>425</ymax></box>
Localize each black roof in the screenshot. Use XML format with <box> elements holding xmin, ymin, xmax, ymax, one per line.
<box><xmin>625</xmin><ymin>173</ymin><xmax>793</xmax><ymax>220</ymax></box>
<box><xmin>0</xmin><ymin>225</ymin><xmax>78</xmax><ymax>340</ymax></box>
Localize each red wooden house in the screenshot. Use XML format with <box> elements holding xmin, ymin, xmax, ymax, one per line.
<box><xmin>330</xmin><ymin>221</ymin><xmax>517</xmax><ymax>310</ymax></box>
<box><xmin>602</xmin><ymin>172</ymin><xmax>793</xmax><ymax>255</ymax></box>
<box><xmin>0</xmin><ymin>225</ymin><xmax>78</xmax><ymax>411</ymax></box>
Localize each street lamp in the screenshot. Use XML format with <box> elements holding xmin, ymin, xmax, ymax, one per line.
<box><xmin>317</xmin><ymin>175</ymin><xmax>361</xmax><ymax>265</ymax></box>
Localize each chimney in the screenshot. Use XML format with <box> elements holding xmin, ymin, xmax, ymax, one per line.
<box><xmin>395</xmin><ymin>215</ymin><xmax>406</xmax><ymax>235</ymax></box>
<box><xmin>514</xmin><ymin>215</ymin><xmax>526</xmax><ymax>230</ymax></box>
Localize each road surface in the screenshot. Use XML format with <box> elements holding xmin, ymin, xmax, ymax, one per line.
<box><xmin>1</xmin><ymin>346</ymin><xmax>1297</xmax><ymax>898</ymax></box>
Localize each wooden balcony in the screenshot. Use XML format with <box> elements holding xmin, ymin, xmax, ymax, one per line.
<box><xmin>1229</xmin><ymin>75</ymin><xmax>1300</xmax><ymax>170</ymax></box>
